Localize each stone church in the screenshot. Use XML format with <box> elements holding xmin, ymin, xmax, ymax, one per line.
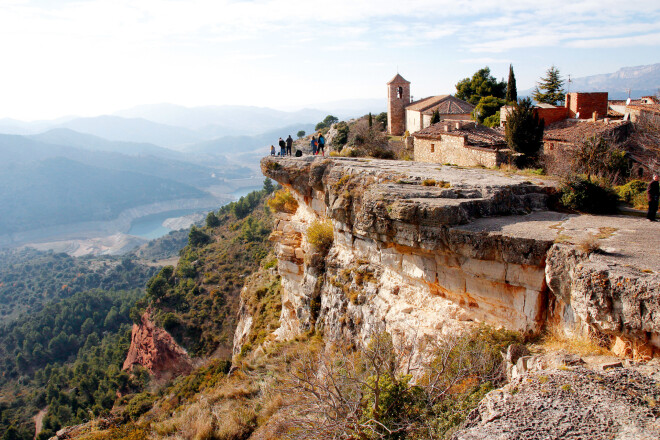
<box><xmin>387</xmin><ymin>73</ymin><xmax>474</xmax><ymax>136</ymax></box>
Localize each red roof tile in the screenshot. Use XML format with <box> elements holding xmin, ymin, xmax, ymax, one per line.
<box><xmin>387</xmin><ymin>73</ymin><xmax>410</xmax><ymax>85</ymax></box>
<box><xmin>543</xmin><ymin>119</ymin><xmax>628</xmax><ymax>143</ymax></box>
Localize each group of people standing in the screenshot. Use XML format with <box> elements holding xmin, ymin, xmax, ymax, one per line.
<box><xmin>270</xmin><ymin>135</ymin><xmax>294</xmax><ymax>156</ymax></box>
<box><xmin>310</xmin><ymin>133</ymin><xmax>326</xmax><ymax>156</ymax></box>
<box><xmin>269</xmin><ymin>133</ymin><xmax>326</xmax><ymax>157</ymax></box>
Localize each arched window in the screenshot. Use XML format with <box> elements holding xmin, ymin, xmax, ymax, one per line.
<box><xmin>397</xmin><ymin>86</ymin><xmax>403</xmax><ymax>99</ymax></box>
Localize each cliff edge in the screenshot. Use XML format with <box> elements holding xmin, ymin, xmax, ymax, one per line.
<box><xmin>259</xmin><ymin>156</ymin><xmax>660</xmax><ymax>360</ymax></box>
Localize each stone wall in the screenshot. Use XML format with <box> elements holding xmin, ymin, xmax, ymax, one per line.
<box><xmin>421</xmin><ymin>113</ymin><xmax>469</xmax><ymax>130</ymax></box>
<box><xmin>388</xmin><ymin>82</ymin><xmax>410</xmax><ymax>136</ymax></box>
<box><xmin>406</xmin><ymin>109</ymin><xmax>422</xmax><ymax>134</ymax></box>
<box><xmin>413</xmin><ymin>136</ymin><xmax>506</xmax><ymax>167</ymax></box>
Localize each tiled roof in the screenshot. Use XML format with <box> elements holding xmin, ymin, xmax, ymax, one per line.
<box><xmin>406</xmin><ymin>95</ymin><xmax>474</xmax><ymax>115</ymax></box>
<box><xmin>413</xmin><ymin>122</ymin><xmax>506</xmax><ymax>148</ymax></box>
<box><xmin>628</xmin><ymin>104</ymin><xmax>660</xmax><ymax>115</ymax></box>
<box><xmin>543</xmin><ymin>119</ymin><xmax>627</xmax><ymax>143</ymax></box>
<box><xmin>387</xmin><ymin>73</ymin><xmax>410</xmax><ymax>85</ymax></box>
<box><xmin>420</xmin><ymin>96</ymin><xmax>475</xmax><ymax>115</ymax></box>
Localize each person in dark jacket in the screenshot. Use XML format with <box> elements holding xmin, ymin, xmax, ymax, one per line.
<box><xmin>310</xmin><ymin>136</ymin><xmax>317</xmax><ymax>155</ymax></box>
<box><xmin>647</xmin><ymin>174</ymin><xmax>659</xmax><ymax>221</ymax></box>
<box><xmin>278</xmin><ymin>137</ymin><xmax>286</xmax><ymax>156</ymax></box>
<box><xmin>286</xmin><ymin>135</ymin><xmax>293</xmax><ymax>156</ymax></box>
<box><xmin>317</xmin><ymin>133</ymin><xmax>326</xmax><ymax>156</ymax></box>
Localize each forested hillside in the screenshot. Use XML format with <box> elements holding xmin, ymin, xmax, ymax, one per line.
<box><xmin>0</xmin><ymin>248</ymin><xmax>157</xmax><ymax>323</ymax></box>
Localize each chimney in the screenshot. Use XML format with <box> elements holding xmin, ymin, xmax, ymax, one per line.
<box><xmin>604</xmin><ymin>118</ymin><xmax>610</xmax><ymax>125</ymax></box>
<box><xmin>592</xmin><ymin>111</ymin><xmax>598</xmax><ymax>122</ymax></box>
<box><xmin>444</xmin><ymin>124</ymin><xmax>451</xmax><ymax>132</ymax></box>
<box><xmin>455</xmin><ymin>122</ymin><xmax>461</xmax><ymax>130</ymax></box>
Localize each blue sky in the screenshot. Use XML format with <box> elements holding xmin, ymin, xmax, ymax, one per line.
<box><xmin>1</xmin><ymin>0</ymin><xmax>659</xmax><ymax>120</ymax></box>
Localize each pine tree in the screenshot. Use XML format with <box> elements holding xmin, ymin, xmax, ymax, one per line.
<box><xmin>532</xmin><ymin>66</ymin><xmax>565</xmax><ymax>106</ymax></box>
<box><xmin>506</xmin><ymin>64</ymin><xmax>517</xmax><ymax>103</ymax></box>
<box><xmin>505</xmin><ymin>97</ymin><xmax>545</xmax><ymax>165</ymax></box>
<box><xmin>368</xmin><ymin>112</ymin><xmax>373</xmax><ymax>128</ymax></box>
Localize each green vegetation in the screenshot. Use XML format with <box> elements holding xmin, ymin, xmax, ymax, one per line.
<box><xmin>533</xmin><ymin>65</ymin><xmax>565</xmax><ymax>106</ymax></box>
<box><xmin>297</xmin><ymin>130</ymin><xmax>306</xmax><ymax>139</ymax></box>
<box><xmin>616</xmin><ymin>179</ymin><xmax>648</xmax><ymax>209</ymax></box>
<box><xmin>0</xmin><ymin>289</ymin><xmax>145</xmax><ymax>440</ymax></box>
<box><xmin>143</xmin><ymin>185</ymin><xmax>275</xmax><ymax>357</ymax></box>
<box><xmin>506</xmin><ymin>64</ymin><xmax>517</xmax><ymax>103</ymax></box>
<box><xmin>0</xmin><ymin>249</ymin><xmax>156</xmax><ymax>323</ymax></box>
<box><xmin>559</xmin><ymin>175</ymin><xmax>619</xmax><ymax>214</ymax></box>
<box><xmin>505</xmin><ymin>97</ymin><xmax>545</xmax><ymax>166</ymax></box>
<box><xmin>571</xmin><ymin>136</ymin><xmax>630</xmax><ymax>183</ymax></box>
<box><xmin>131</xmin><ymin>228</ymin><xmax>189</xmax><ymax>261</ymax></box>
<box><xmin>474</xmin><ymin>95</ymin><xmax>506</xmax><ymax>125</ymax></box>
<box><xmin>455</xmin><ymin>67</ymin><xmax>506</xmax><ymax>106</ymax></box>
<box><xmin>331</xmin><ymin>121</ymin><xmax>350</xmax><ymax>150</ymax></box>
<box><xmin>315</xmin><ymin>115</ymin><xmax>339</xmax><ymax>131</ymax></box>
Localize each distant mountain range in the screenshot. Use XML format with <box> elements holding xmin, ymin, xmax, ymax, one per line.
<box><xmin>520</xmin><ymin>63</ymin><xmax>660</xmax><ymax>100</ymax></box>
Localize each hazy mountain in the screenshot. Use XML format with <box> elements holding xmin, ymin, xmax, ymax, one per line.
<box><xmin>30</xmin><ymin>128</ymin><xmax>180</xmax><ymax>158</ymax></box>
<box><xmin>57</xmin><ymin>115</ymin><xmax>203</xmax><ymax>147</ymax></box>
<box><xmin>115</xmin><ymin>103</ymin><xmax>327</xmax><ymax>137</ymax></box>
<box><xmin>0</xmin><ymin>157</ymin><xmax>207</xmax><ymax>235</ymax></box>
<box><xmin>0</xmin><ymin>133</ymin><xmax>245</xmax><ymax>187</ymax></box>
<box><xmin>520</xmin><ymin>63</ymin><xmax>660</xmax><ymax>100</ymax></box>
<box><xmin>184</xmin><ymin>123</ymin><xmax>316</xmax><ymax>155</ymax></box>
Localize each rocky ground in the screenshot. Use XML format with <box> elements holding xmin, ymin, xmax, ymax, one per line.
<box><xmin>454</xmin><ymin>352</ymin><xmax>660</xmax><ymax>440</ymax></box>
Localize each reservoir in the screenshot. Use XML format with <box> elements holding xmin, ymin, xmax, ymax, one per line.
<box><xmin>128</xmin><ymin>185</ymin><xmax>263</xmax><ymax>240</ymax></box>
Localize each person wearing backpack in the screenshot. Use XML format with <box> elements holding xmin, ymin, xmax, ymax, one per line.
<box><xmin>278</xmin><ymin>137</ymin><xmax>286</xmax><ymax>156</ymax></box>
<box><xmin>310</xmin><ymin>135</ymin><xmax>318</xmax><ymax>155</ymax></box>
<box><xmin>317</xmin><ymin>133</ymin><xmax>326</xmax><ymax>156</ymax></box>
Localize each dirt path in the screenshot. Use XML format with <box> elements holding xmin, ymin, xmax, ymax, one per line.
<box><xmin>33</xmin><ymin>407</ymin><xmax>48</xmax><ymax>439</ymax></box>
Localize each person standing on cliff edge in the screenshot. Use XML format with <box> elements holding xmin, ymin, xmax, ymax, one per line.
<box><xmin>647</xmin><ymin>174</ymin><xmax>659</xmax><ymax>221</ymax></box>
<box><xmin>278</xmin><ymin>137</ymin><xmax>286</xmax><ymax>156</ymax></box>
<box><xmin>286</xmin><ymin>134</ymin><xmax>293</xmax><ymax>156</ymax></box>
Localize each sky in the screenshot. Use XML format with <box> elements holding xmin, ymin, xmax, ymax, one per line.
<box><xmin>1</xmin><ymin>0</ymin><xmax>659</xmax><ymax>120</ymax></box>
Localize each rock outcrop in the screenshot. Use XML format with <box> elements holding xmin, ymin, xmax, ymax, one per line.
<box><xmin>454</xmin><ymin>355</ymin><xmax>660</xmax><ymax>439</ymax></box>
<box><xmin>123</xmin><ymin>311</ymin><xmax>193</xmax><ymax>381</ymax></box>
<box><xmin>257</xmin><ymin>156</ymin><xmax>660</xmax><ymax>359</ymax></box>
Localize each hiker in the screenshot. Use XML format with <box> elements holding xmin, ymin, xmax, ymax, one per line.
<box><xmin>647</xmin><ymin>174</ymin><xmax>659</xmax><ymax>222</ymax></box>
<box><xmin>317</xmin><ymin>133</ymin><xmax>326</xmax><ymax>156</ymax></box>
<box><xmin>270</xmin><ymin>145</ymin><xmax>275</xmax><ymax>156</ymax></box>
<box><xmin>286</xmin><ymin>135</ymin><xmax>293</xmax><ymax>156</ymax></box>
<box><xmin>279</xmin><ymin>137</ymin><xmax>286</xmax><ymax>156</ymax></box>
<box><xmin>311</xmin><ymin>135</ymin><xmax>318</xmax><ymax>155</ymax></box>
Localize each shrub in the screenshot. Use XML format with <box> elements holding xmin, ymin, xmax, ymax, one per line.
<box><xmin>616</xmin><ymin>179</ymin><xmax>648</xmax><ymax>209</ymax></box>
<box><xmin>559</xmin><ymin>175</ymin><xmax>619</xmax><ymax>214</ymax></box>
<box><xmin>266</xmin><ymin>189</ymin><xmax>298</xmax><ymax>214</ymax></box>
<box><xmin>422</xmin><ymin>179</ymin><xmax>437</xmax><ymax>186</ymax></box>
<box><xmin>124</xmin><ymin>392</ymin><xmax>156</xmax><ymax>420</ymax></box>
<box><xmin>188</xmin><ymin>226</ymin><xmax>211</xmax><ymax>247</ymax></box>
<box><xmin>306</xmin><ymin>219</ymin><xmax>334</xmax><ymax>255</ymax></box>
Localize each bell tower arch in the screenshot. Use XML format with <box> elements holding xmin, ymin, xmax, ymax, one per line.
<box><xmin>387</xmin><ymin>73</ymin><xmax>410</xmax><ymax>136</ymax></box>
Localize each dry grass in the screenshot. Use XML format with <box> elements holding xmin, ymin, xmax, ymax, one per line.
<box><xmin>267</xmin><ymin>189</ymin><xmax>299</xmax><ymax>214</ymax></box>
<box><xmin>577</xmin><ymin>236</ymin><xmax>600</xmax><ymax>254</ymax></box>
<box><xmin>538</xmin><ymin>327</ymin><xmax>611</xmax><ymax>357</ymax></box>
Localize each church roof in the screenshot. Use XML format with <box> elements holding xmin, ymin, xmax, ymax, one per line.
<box><xmin>387</xmin><ymin>73</ymin><xmax>410</xmax><ymax>85</ymax></box>
<box><xmin>413</xmin><ymin>122</ymin><xmax>505</xmax><ymax>148</ymax></box>
<box><xmin>406</xmin><ymin>95</ymin><xmax>474</xmax><ymax>114</ymax></box>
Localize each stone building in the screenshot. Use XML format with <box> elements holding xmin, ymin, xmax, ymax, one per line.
<box><xmin>500</xmin><ymin>92</ymin><xmax>610</xmax><ymax>127</ymax></box>
<box><xmin>387</xmin><ymin>74</ymin><xmax>474</xmax><ymax>136</ymax></box>
<box><xmin>413</xmin><ymin>121</ymin><xmax>508</xmax><ymax>167</ymax></box>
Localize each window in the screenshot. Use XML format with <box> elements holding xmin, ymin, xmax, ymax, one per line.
<box><xmin>397</xmin><ymin>86</ymin><xmax>403</xmax><ymax>99</ymax></box>
<box><xmin>430</xmin><ymin>144</ymin><xmax>435</xmax><ymax>153</ymax></box>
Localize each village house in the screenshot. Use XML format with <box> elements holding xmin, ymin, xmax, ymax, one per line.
<box><xmin>387</xmin><ymin>74</ymin><xmax>474</xmax><ymax>136</ymax></box>
<box><xmin>412</xmin><ymin>121</ymin><xmax>508</xmax><ymax>167</ymax></box>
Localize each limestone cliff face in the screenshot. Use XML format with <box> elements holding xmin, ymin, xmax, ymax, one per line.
<box><xmin>123</xmin><ymin>311</ymin><xmax>193</xmax><ymax>381</ymax></box>
<box><xmin>259</xmin><ymin>157</ymin><xmax>554</xmax><ymax>354</ymax></box>
<box><xmin>255</xmin><ymin>156</ymin><xmax>660</xmax><ymax>359</ymax></box>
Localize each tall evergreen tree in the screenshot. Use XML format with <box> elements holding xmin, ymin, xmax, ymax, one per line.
<box><xmin>430</xmin><ymin>109</ymin><xmax>440</xmax><ymax>124</ymax></box>
<box><xmin>532</xmin><ymin>66</ymin><xmax>565</xmax><ymax>106</ymax></box>
<box><xmin>455</xmin><ymin>67</ymin><xmax>506</xmax><ymax>105</ymax></box>
<box><xmin>506</xmin><ymin>64</ymin><xmax>517</xmax><ymax>103</ymax></box>
<box><xmin>505</xmin><ymin>97</ymin><xmax>545</xmax><ymax>165</ymax></box>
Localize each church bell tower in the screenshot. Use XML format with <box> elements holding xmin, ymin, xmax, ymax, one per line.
<box><xmin>387</xmin><ymin>73</ymin><xmax>410</xmax><ymax>136</ymax></box>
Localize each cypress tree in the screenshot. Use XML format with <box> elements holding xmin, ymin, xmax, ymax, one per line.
<box><xmin>506</xmin><ymin>64</ymin><xmax>517</xmax><ymax>103</ymax></box>
<box><xmin>430</xmin><ymin>109</ymin><xmax>440</xmax><ymax>124</ymax></box>
<box><xmin>532</xmin><ymin>66</ymin><xmax>565</xmax><ymax>106</ymax></box>
<box><xmin>368</xmin><ymin>112</ymin><xmax>373</xmax><ymax>128</ymax></box>
<box><xmin>505</xmin><ymin>97</ymin><xmax>545</xmax><ymax>165</ymax></box>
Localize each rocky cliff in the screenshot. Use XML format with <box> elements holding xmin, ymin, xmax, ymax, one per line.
<box><xmin>123</xmin><ymin>311</ymin><xmax>193</xmax><ymax>381</ymax></box>
<box><xmin>257</xmin><ymin>156</ymin><xmax>660</xmax><ymax>360</ymax></box>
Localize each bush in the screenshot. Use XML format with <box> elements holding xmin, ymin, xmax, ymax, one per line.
<box><xmin>124</xmin><ymin>392</ymin><xmax>156</xmax><ymax>420</ymax></box>
<box><xmin>559</xmin><ymin>176</ymin><xmax>619</xmax><ymax>214</ymax></box>
<box><xmin>267</xmin><ymin>189</ymin><xmax>298</xmax><ymax>214</ymax></box>
<box><xmin>306</xmin><ymin>219</ymin><xmax>334</xmax><ymax>255</ymax></box>
<box><xmin>616</xmin><ymin>179</ymin><xmax>648</xmax><ymax>209</ymax></box>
